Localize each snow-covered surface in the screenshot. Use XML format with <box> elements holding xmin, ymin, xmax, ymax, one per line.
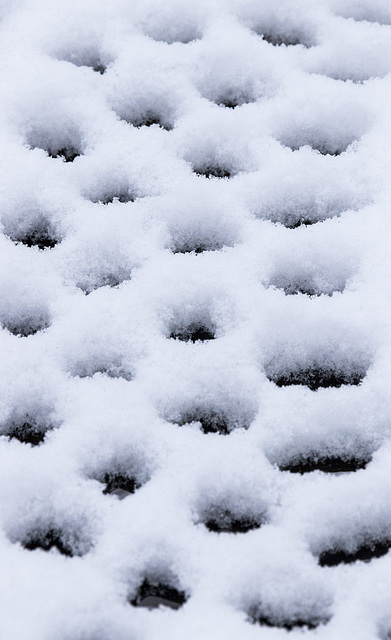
<box><xmin>1</xmin><ymin>0</ymin><xmax>391</xmax><ymax>638</ymax></box>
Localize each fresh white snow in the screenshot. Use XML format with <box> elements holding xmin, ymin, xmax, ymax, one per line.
<box><xmin>1</xmin><ymin>0</ymin><xmax>391</xmax><ymax>638</ymax></box>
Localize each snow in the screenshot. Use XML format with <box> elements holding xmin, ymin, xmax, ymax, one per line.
<box><xmin>1</xmin><ymin>0</ymin><xmax>391</xmax><ymax>638</ymax></box>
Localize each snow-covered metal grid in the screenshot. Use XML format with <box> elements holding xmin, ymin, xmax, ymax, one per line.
<box><xmin>1</xmin><ymin>0</ymin><xmax>391</xmax><ymax>638</ymax></box>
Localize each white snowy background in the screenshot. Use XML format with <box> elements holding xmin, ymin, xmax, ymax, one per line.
<box><xmin>1</xmin><ymin>0</ymin><xmax>391</xmax><ymax>638</ymax></box>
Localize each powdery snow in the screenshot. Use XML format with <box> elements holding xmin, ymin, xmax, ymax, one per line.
<box><xmin>0</xmin><ymin>0</ymin><xmax>391</xmax><ymax>638</ymax></box>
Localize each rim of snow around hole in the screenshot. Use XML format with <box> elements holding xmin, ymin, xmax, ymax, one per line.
<box><xmin>161</xmin><ymin>377</ymin><xmax>259</xmax><ymax>436</ymax></box>
<box><xmin>128</xmin><ymin>561</ymin><xmax>189</xmax><ymax>610</ymax></box>
<box><xmin>25</xmin><ymin>124</ymin><xmax>85</xmax><ymax>162</ymax></box>
<box><xmin>263</xmin><ymin>330</ymin><xmax>372</xmax><ymax>391</ymax></box>
<box><xmin>195</xmin><ymin>497</ymin><xmax>267</xmax><ymax>533</ymax></box>
<box><xmin>2</xmin><ymin>212</ymin><xmax>63</xmax><ymax>250</ymax></box>
<box><xmin>0</xmin><ymin>307</ymin><xmax>51</xmax><ymax>338</ymax></box>
<box><xmin>0</xmin><ymin>406</ymin><xmax>61</xmax><ymax>446</ymax></box>
<box><xmin>85</xmin><ymin>448</ymin><xmax>152</xmax><ymax>499</ymax></box>
<box><xmin>7</xmin><ymin>507</ymin><xmax>95</xmax><ymax>558</ymax></box>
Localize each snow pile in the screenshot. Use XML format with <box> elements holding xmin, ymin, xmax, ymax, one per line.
<box><xmin>1</xmin><ymin>0</ymin><xmax>391</xmax><ymax>638</ymax></box>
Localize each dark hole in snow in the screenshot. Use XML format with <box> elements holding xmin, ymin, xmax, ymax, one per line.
<box><xmin>102</xmin><ymin>473</ymin><xmax>140</xmax><ymax>499</ymax></box>
<box><xmin>2</xmin><ymin>314</ymin><xmax>50</xmax><ymax>337</ymax></box>
<box><xmin>78</xmin><ymin>272</ymin><xmax>131</xmax><ymax>295</ymax></box>
<box><xmin>2</xmin><ymin>419</ymin><xmax>53</xmax><ymax>446</ymax></box>
<box><xmin>176</xmin><ymin>407</ymin><xmax>251</xmax><ymax>435</ymax></box>
<box><xmin>22</xmin><ymin>528</ymin><xmax>74</xmax><ymax>556</ymax></box>
<box><xmin>260</xmin><ymin>32</ymin><xmax>308</xmax><ymax>47</ymax></box>
<box><xmin>47</xmin><ymin>147</ymin><xmax>80</xmax><ymax>162</ymax></box>
<box><xmin>119</xmin><ymin>111</ymin><xmax>173</xmax><ymax>131</ymax></box>
<box><xmin>249</xmin><ymin>608</ymin><xmax>325</xmax><ymax>631</ymax></box>
<box><xmin>318</xmin><ymin>540</ymin><xmax>391</xmax><ymax>567</ymax></box>
<box><xmin>91</xmin><ymin>62</ymin><xmax>106</xmax><ymax>74</ymax></box>
<box><xmin>9</xmin><ymin>218</ymin><xmax>59</xmax><ymax>250</ymax></box>
<box><xmin>279</xmin><ymin>455</ymin><xmax>370</xmax><ymax>474</ymax></box>
<box><xmin>214</xmin><ymin>92</ymin><xmax>255</xmax><ymax>109</ymax></box>
<box><xmin>284</xmin><ymin>141</ymin><xmax>349</xmax><ymax>156</ymax></box>
<box><xmin>130</xmin><ymin>579</ymin><xmax>187</xmax><ymax>610</ymax></box>
<box><xmin>203</xmin><ymin>509</ymin><xmax>263</xmax><ymax>533</ymax></box>
<box><xmin>170</xmin><ymin>233</ymin><xmax>231</xmax><ymax>255</ymax></box>
<box><xmin>172</xmin><ymin>243</ymin><xmax>216</xmax><ymax>255</ymax></box>
<box><xmin>133</xmin><ymin>114</ymin><xmax>172</xmax><ymax>130</ymax></box>
<box><xmin>193</xmin><ymin>165</ymin><xmax>232</xmax><ymax>179</ymax></box>
<box><xmin>268</xmin><ymin>367</ymin><xmax>365</xmax><ymax>390</ymax></box>
<box><xmin>270</xmin><ymin>275</ymin><xmax>344</xmax><ymax>297</ymax></box>
<box><xmin>169</xmin><ymin>325</ymin><xmax>215</xmax><ymax>342</ymax></box>
<box><xmin>73</xmin><ymin>361</ymin><xmax>133</xmax><ymax>380</ymax></box>
<box><xmin>90</xmin><ymin>191</ymin><xmax>135</xmax><ymax>205</ymax></box>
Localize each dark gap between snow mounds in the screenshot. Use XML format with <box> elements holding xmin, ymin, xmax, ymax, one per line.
<box><xmin>170</xmin><ymin>325</ymin><xmax>215</xmax><ymax>342</ymax></box>
<box><xmin>6</xmin><ymin>216</ymin><xmax>60</xmax><ymax>250</ymax></box>
<box><xmin>102</xmin><ymin>472</ymin><xmax>141</xmax><ymax>500</ymax></box>
<box><xmin>248</xmin><ymin>607</ymin><xmax>327</xmax><ymax>631</ymax></box>
<box><xmin>1</xmin><ymin>310</ymin><xmax>51</xmax><ymax>337</ymax></box>
<box><xmin>171</xmin><ymin>240</ymin><xmax>224</xmax><ymax>255</ymax></box>
<box><xmin>214</xmin><ymin>91</ymin><xmax>256</xmax><ymax>110</ymax></box>
<box><xmin>267</xmin><ymin>269</ymin><xmax>348</xmax><ymax>297</ymax></box>
<box><xmin>174</xmin><ymin>405</ymin><xmax>253</xmax><ymax>436</ymax></box>
<box><xmin>201</xmin><ymin>507</ymin><xmax>265</xmax><ymax>534</ymax></box>
<box><xmin>318</xmin><ymin>540</ymin><xmax>391</xmax><ymax>567</ymax></box>
<box><xmin>125</xmin><ymin>112</ymin><xmax>173</xmax><ymax>131</ymax></box>
<box><xmin>250</xmin><ymin>23</ymin><xmax>315</xmax><ymax>48</ymax></box>
<box><xmin>192</xmin><ymin>164</ymin><xmax>232</xmax><ymax>179</ymax></box>
<box><xmin>90</xmin><ymin>191</ymin><xmax>136</xmax><ymax>205</ymax></box>
<box><xmin>279</xmin><ymin>454</ymin><xmax>370</xmax><ymax>474</ymax></box>
<box><xmin>1</xmin><ymin>416</ymin><xmax>56</xmax><ymax>446</ymax></box>
<box><xmin>266</xmin><ymin>365</ymin><xmax>366</xmax><ymax>391</ymax></box>
<box><xmin>130</xmin><ymin>578</ymin><xmax>187</xmax><ymax>610</ymax></box>
<box><xmin>19</xmin><ymin>523</ymin><xmax>91</xmax><ymax>557</ymax></box>
<box><xmin>55</xmin><ymin>48</ymin><xmax>109</xmax><ymax>74</ymax></box>
<box><xmin>22</xmin><ymin>528</ymin><xmax>74</xmax><ymax>556</ymax></box>
<box><xmin>47</xmin><ymin>147</ymin><xmax>80</xmax><ymax>162</ymax></box>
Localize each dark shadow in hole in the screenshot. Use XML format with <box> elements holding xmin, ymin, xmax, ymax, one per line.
<box><xmin>134</xmin><ymin>115</ymin><xmax>172</xmax><ymax>131</ymax></box>
<box><xmin>9</xmin><ymin>218</ymin><xmax>59</xmax><ymax>250</ymax></box>
<box><xmin>215</xmin><ymin>93</ymin><xmax>254</xmax><ymax>109</ymax></box>
<box><xmin>130</xmin><ymin>579</ymin><xmax>187</xmax><ymax>610</ymax></box>
<box><xmin>269</xmin><ymin>368</ymin><xmax>365</xmax><ymax>391</ymax></box>
<box><xmin>172</xmin><ymin>243</ymin><xmax>214</xmax><ymax>255</ymax></box>
<box><xmin>170</xmin><ymin>325</ymin><xmax>215</xmax><ymax>342</ymax></box>
<box><xmin>22</xmin><ymin>528</ymin><xmax>74</xmax><ymax>556</ymax></box>
<box><xmin>280</xmin><ymin>455</ymin><xmax>370</xmax><ymax>474</ymax></box>
<box><xmin>2</xmin><ymin>315</ymin><xmax>50</xmax><ymax>338</ymax></box>
<box><xmin>193</xmin><ymin>165</ymin><xmax>231</xmax><ymax>179</ymax></box>
<box><xmin>15</xmin><ymin>228</ymin><xmax>58</xmax><ymax>250</ymax></box>
<box><xmin>78</xmin><ymin>273</ymin><xmax>131</xmax><ymax>295</ymax></box>
<box><xmin>203</xmin><ymin>509</ymin><xmax>262</xmax><ymax>533</ymax></box>
<box><xmin>178</xmin><ymin>410</ymin><xmax>231</xmax><ymax>435</ymax></box>
<box><xmin>319</xmin><ymin>540</ymin><xmax>391</xmax><ymax>567</ymax></box>
<box><xmin>47</xmin><ymin>147</ymin><xmax>80</xmax><ymax>162</ymax></box>
<box><xmin>286</xmin><ymin>142</ymin><xmax>345</xmax><ymax>157</ymax></box>
<box><xmin>249</xmin><ymin>608</ymin><xmax>324</xmax><ymax>631</ymax></box>
<box><xmin>287</xmin><ymin>217</ymin><xmax>321</xmax><ymax>229</ymax></box>
<box><xmin>267</xmin><ymin>272</ymin><xmax>348</xmax><ymax>296</ymax></box>
<box><xmin>92</xmin><ymin>192</ymin><xmax>135</xmax><ymax>205</ymax></box>
<box><xmin>91</xmin><ymin>62</ymin><xmax>106</xmax><ymax>74</ymax></box>
<box><xmin>261</xmin><ymin>32</ymin><xmax>308</xmax><ymax>47</ymax></box>
<box><xmin>2</xmin><ymin>419</ymin><xmax>53</xmax><ymax>446</ymax></box>
<box><xmin>73</xmin><ymin>362</ymin><xmax>133</xmax><ymax>381</ymax></box>
<box><xmin>120</xmin><ymin>111</ymin><xmax>173</xmax><ymax>131</ymax></box>
<box><xmin>102</xmin><ymin>473</ymin><xmax>140</xmax><ymax>499</ymax></box>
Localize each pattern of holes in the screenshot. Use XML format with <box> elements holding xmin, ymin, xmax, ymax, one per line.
<box><xmin>0</xmin><ymin>1</ymin><xmax>389</xmax><ymax>638</ymax></box>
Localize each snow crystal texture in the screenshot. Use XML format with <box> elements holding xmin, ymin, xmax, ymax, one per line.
<box><xmin>1</xmin><ymin>0</ymin><xmax>391</xmax><ymax>638</ymax></box>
